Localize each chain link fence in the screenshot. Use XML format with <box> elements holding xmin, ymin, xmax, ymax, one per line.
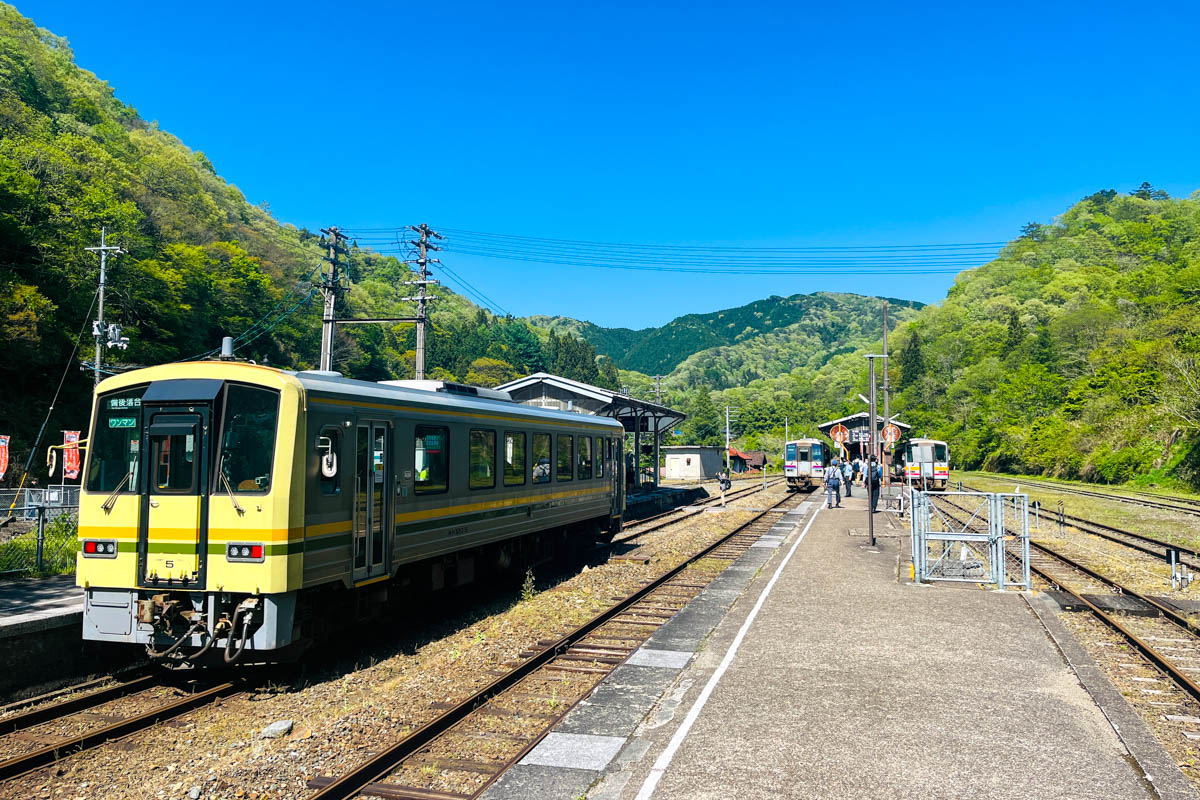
<box><xmin>0</xmin><ymin>486</ymin><xmax>80</xmax><ymax>577</ymax></box>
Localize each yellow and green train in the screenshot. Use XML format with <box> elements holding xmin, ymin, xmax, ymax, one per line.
<box><xmin>77</xmin><ymin>361</ymin><xmax>625</xmax><ymax>664</ymax></box>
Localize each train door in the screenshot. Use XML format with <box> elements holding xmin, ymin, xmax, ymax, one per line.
<box><xmin>138</xmin><ymin>406</ymin><xmax>210</xmax><ymax>587</ymax></box>
<box><xmin>353</xmin><ymin>421</ymin><xmax>391</xmax><ymax>583</ymax></box>
<box><xmin>610</xmin><ymin>437</ymin><xmax>624</xmax><ymax>515</ymax></box>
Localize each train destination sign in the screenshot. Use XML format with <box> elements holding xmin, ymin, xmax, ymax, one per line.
<box><xmin>108</xmin><ymin>417</ymin><xmax>137</xmax><ymax>428</ymax></box>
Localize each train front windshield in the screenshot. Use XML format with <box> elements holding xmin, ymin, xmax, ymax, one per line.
<box><xmin>811</xmin><ymin>443</ymin><xmax>824</xmax><ymax>464</ymax></box>
<box><xmin>785</xmin><ymin>443</ymin><xmax>796</xmax><ymax>461</ymax></box>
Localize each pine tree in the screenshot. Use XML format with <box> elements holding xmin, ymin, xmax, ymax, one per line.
<box><xmin>897</xmin><ymin>330</ymin><xmax>924</xmax><ymax>389</ymax></box>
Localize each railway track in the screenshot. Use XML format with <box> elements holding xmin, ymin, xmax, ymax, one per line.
<box><xmin>305</xmin><ymin>488</ymin><xmax>807</xmax><ymax>800</ymax></box>
<box><xmin>961</xmin><ymin>482</ymin><xmax>1200</xmax><ymax>569</ymax></box>
<box><xmin>975</xmin><ymin>475</ymin><xmax>1200</xmax><ymax>518</ymax></box>
<box><xmin>0</xmin><ymin>671</ymin><xmax>249</xmax><ymax>781</ymax></box>
<box><xmin>616</xmin><ymin>477</ymin><xmax>786</xmax><ymax>545</ymax></box>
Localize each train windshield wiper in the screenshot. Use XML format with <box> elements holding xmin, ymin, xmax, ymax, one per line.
<box><xmin>101</xmin><ymin>469</ymin><xmax>134</xmax><ymax>513</ymax></box>
<box><xmin>217</xmin><ymin>463</ymin><xmax>245</xmax><ymax>516</ymax></box>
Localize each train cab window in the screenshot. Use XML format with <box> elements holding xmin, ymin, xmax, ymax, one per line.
<box><xmin>319</xmin><ymin>426</ymin><xmax>341</xmax><ymax>495</ymax></box>
<box><xmin>86</xmin><ymin>385</ymin><xmax>146</xmax><ymax>493</ymax></box>
<box><xmin>470</xmin><ymin>429</ymin><xmax>496</xmax><ymax>490</ymax></box>
<box><xmin>785</xmin><ymin>443</ymin><xmax>797</xmax><ymax>461</ymax></box>
<box><xmin>577</xmin><ymin>436</ymin><xmax>592</xmax><ymax>480</ymax></box>
<box><xmin>532</xmin><ymin>433</ymin><xmax>551</xmax><ymax>484</ymax></box>
<box><xmin>934</xmin><ymin>443</ymin><xmax>948</xmax><ymax>462</ymax></box>
<box><xmin>216</xmin><ymin>384</ymin><xmax>279</xmax><ymax>493</ymax></box>
<box><xmin>595</xmin><ymin>436</ymin><xmax>603</xmax><ymax>478</ymax></box>
<box><xmin>151</xmin><ymin>430</ymin><xmax>195</xmax><ymax>494</ymax></box>
<box><xmin>504</xmin><ymin>432</ymin><xmax>526</xmax><ymax>486</ymax></box>
<box><xmin>556</xmin><ymin>435</ymin><xmax>574</xmax><ymax>481</ymax></box>
<box><xmin>415</xmin><ymin>426</ymin><xmax>449</xmax><ymax>494</ymax></box>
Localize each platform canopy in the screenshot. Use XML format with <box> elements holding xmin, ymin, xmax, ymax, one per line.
<box><xmin>494</xmin><ymin>372</ymin><xmax>685</xmax><ymax>436</ymax></box>
<box><xmin>817</xmin><ymin>412</ymin><xmax>911</xmax><ymax>458</ymax></box>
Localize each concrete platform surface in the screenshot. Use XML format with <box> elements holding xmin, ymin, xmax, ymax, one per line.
<box><xmin>589</xmin><ymin>493</ymin><xmax>1166</xmax><ymax>800</ymax></box>
<box><xmin>0</xmin><ymin>573</ymin><xmax>82</xmax><ymax>637</ymax></box>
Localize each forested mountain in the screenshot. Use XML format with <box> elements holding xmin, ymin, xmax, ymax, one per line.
<box><xmin>533</xmin><ymin>292</ymin><xmax>922</xmax><ymax>376</ymax></box>
<box><xmin>0</xmin><ymin>5</ymin><xmax>612</xmax><ymax>481</ymax></box>
<box><xmin>656</xmin><ymin>189</ymin><xmax>1199</xmax><ymax>490</ymax></box>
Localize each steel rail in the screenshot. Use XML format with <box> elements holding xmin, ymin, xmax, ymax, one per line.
<box><xmin>0</xmin><ymin>679</ymin><xmax>244</xmax><ymax>781</ymax></box>
<box><xmin>617</xmin><ymin>478</ymin><xmax>787</xmax><ymax>545</ymax></box>
<box><xmin>977</xmin><ymin>476</ymin><xmax>1200</xmax><ymax>517</ymax></box>
<box><xmin>0</xmin><ymin>673</ymin><xmax>160</xmax><ymax>736</ymax></box>
<box><xmin>962</xmin><ymin>482</ymin><xmax>1200</xmax><ymax>565</ymax></box>
<box><xmin>307</xmin><ymin>491</ymin><xmax>804</xmax><ymax>800</ymax></box>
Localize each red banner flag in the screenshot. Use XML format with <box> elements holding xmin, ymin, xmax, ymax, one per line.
<box><xmin>0</xmin><ymin>435</ymin><xmax>8</xmax><ymax>481</ymax></box>
<box><xmin>63</xmin><ymin>431</ymin><xmax>81</xmax><ymax>481</ymax></box>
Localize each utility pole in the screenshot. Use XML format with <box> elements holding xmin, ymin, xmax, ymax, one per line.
<box><xmin>865</xmin><ymin>354</ymin><xmax>885</xmax><ymax>548</ymax></box>
<box><xmin>403</xmin><ymin>224</ymin><xmax>442</xmax><ymax>380</ymax></box>
<box><xmin>724</xmin><ymin>405</ymin><xmax>738</xmax><ymax>471</ymax></box>
<box><xmin>318</xmin><ymin>227</ymin><xmax>349</xmax><ymax>371</ymax></box>
<box><xmin>785</xmin><ymin>417</ymin><xmax>789</xmax><ymax>443</ymax></box>
<box><xmin>651</xmin><ymin>375</ymin><xmax>664</xmax><ymax>405</ymax></box>
<box><xmin>882</xmin><ymin>300</ymin><xmax>891</xmax><ymax>487</ymax></box>
<box><xmin>85</xmin><ymin>227</ymin><xmax>126</xmax><ymax>387</ymax></box>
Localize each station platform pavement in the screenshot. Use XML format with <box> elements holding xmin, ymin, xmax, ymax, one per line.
<box><xmin>485</xmin><ymin>492</ymin><xmax>1194</xmax><ymax>800</ymax></box>
<box><xmin>0</xmin><ymin>573</ymin><xmax>82</xmax><ymax>637</ymax></box>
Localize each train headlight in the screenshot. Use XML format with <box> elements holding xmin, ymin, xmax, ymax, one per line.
<box><xmin>226</xmin><ymin>542</ymin><xmax>266</xmax><ymax>563</ymax></box>
<box><xmin>82</xmin><ymin>539</ymin><xmax>118</xmax><ymax>558</ymax></box>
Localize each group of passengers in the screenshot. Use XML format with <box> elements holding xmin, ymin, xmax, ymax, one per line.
<box><xmin>823</xmin><ymin>454</ymin><xmax>883</xmax><ymax>513</ymax></box>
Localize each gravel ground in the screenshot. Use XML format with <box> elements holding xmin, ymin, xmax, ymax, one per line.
<box><xmin>0</xmin><ymin>487</ymin><xmax>785</xmax><ymax>800</ymax></box>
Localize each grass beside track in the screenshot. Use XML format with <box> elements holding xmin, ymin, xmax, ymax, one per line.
<box><xmin>958</xmin><ymin>471</ymin><xmax>1200</xmax><ymax>552</ymax></box>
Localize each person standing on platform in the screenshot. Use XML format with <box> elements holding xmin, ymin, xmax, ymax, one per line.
<box><xmin>869</xmin><ymin>456</ymin><xmax>882</xmax><ymax>513</ymax></box>
<box><xmin>717</xmin><ymin>468</ymin><xmax>731</xmax><ymax>507</ymax></box>
<box><xmin>842</xmin><ymin>459</ymin><xmax>853</xmax><ymax>497</ymax></box>
<box><xmin>824</xmin><ymin>458</ymin><xmax>842</xmax><ymax>508</ymax></box>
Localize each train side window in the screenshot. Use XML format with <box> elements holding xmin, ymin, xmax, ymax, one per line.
<box><xmin>556</xmin><ymin>435</ymin><xmax>574</xmax><ymax>481</ymax></box>
<box><xmin>578</xmin><ymin>436</ymin><xmax>592</xmax><ymax>480</ymax></box>
<box><xmin>470</xmin><ymin>429</ymin><xmax>496</xmax><ymax>490</ymax></box>
<box><xmin>504</xmin><ymin>431</ymin><xmax>526</xmax><ymax>486</ymax></box>
<box><xmin>415</xmin><ymin>426</ymin><xmax>449</xmax><ymax>494</ymax></box>
<box><xmin>532</xmin><ymin>433</ymin><xmax>551</xmax><ymax>484</ymax></box>
<box><xmin>318</xmin><ymin>427</ymin><xmax>341</xmax><ymax>495</ymax></box>
<box><xmin>595</xmin><ymin>436</ymin><xmax>603</xmax><ymax>478</ymax></box>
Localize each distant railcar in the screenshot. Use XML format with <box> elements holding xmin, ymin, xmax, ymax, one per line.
<box><xmin>77</xmin><ymin>362</ymin><xmax>625</xmax><ymax>665</ymax></box>
<box><xmin>904</xmin><ymin>438</ymin><xmax>949</xmax><ymax>490</ymax></box>
<box><xmin>783</xmin><ymin>438</ymin><xmax>827</xmax><ymax>491</ymax></box>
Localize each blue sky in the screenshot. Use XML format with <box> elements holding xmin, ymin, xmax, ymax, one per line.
<box><xmin>19</xmin><ymin>1</ymin><xmax>1200</xmax><ymax>327</ymax></box>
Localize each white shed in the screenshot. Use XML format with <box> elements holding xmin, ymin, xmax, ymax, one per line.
<box><xmin>662</xmin><ymin>446</ymin><xmax>725</xmax><ymax>480</ymax></box>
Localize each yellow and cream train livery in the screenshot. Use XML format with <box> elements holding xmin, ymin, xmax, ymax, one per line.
<box><xmin>78</xmin><ymin>362</ymin><xmax>625</xmax><ymax>664</ymax></box>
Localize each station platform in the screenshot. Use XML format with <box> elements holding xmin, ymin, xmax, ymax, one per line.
<box><xmin>624</xmin><ymin>486</ymin><xmax>709</xmax><ymax>521</ymax></box>
<box><xmin>0</xmin><ymin>574</ymin><xmax>132</xmax><ymax>702</ymax></box>
<box><xmin>486</xmin><ymin>493</ymin><xmax>1193</xmax><ymax>800</ymax></box>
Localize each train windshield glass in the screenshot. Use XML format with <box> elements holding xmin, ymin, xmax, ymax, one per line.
<box><xmin>916</xmin><ymin>444</ymin><xmax>933</xmax><ymax>462</ymax></box>
<box><xmin>785</xmin><ymin>443</ymin><xmax>796</xmax><ymax>461</ymax></box>
<box><xmin>86</xmin><ymin>385</ymin><xmax>147</xmax><ymax>492</ymax></box>
<box><xmin>216</xmin><ymin>385</ymin><xmax>279</xmax><ymax>493</ymax></box>
<box><xmin>934</xmin><ymin>443</ymin><xmax>948</xmax><ymax>461</ymax></box>
<box><xmin>811</xmin><ymin>443</ymin><xmax>824</xmax><ymax>464</ymax></box>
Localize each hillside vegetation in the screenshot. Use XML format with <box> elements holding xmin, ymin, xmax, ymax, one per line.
<box><xmin>0</xmin><ymin>5</ymin><xmax>612</xmax><ymax>481</ymax></box>
<box><xmin>533</xmin><ymin>292</ymin><xmax>921</xmax><ymax>377</ymax></box>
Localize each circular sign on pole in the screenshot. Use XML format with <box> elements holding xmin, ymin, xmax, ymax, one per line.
<box><xmin>882</xmin><ymin>424</ymin><xmax>901</xmax><ymax>445</ymax></box>
<box><xmin>830</xmin><ymin>424</ymin><xmax>850</xmax><ymax>444</ymax></box>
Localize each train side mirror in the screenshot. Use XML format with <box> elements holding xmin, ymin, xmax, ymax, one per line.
<box><xmin>317</xmin><ymin>436</ymin><xmax>338</xmax><ymax>478</ymax></box>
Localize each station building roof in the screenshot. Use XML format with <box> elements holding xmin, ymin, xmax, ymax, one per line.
<box><xmin>817</xmin><ymin>412</ymin><xmax>911</xmax><ymax>433</ymax></box>
<box><xmin>494</xmin><ymin>372</ymin><xmax>686</xmax><ymax>436</ymax></box>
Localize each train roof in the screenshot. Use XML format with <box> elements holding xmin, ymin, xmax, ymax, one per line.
<box><xmin>784</xmin><ymin>437</ymin><xmax>826</xmax><ymax>444</ymax></box>
<box><xmin>95</xmin><ymin>362</ymin><xmax>623</xmax><ymax>432</ymax></box>
<box><xmin>907</xmin><ymin>437</ymin><xmax>947</xmax><ymax>445</ymax></box>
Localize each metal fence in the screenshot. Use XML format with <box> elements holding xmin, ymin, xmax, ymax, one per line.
<box><xmin>910</xmin><ymin>489</ymin><xmax>1031</xmax><ymax>591</ymax></box>
<box><xmin>0</xmin><ymin>486</ymin><xmax>80</xmax><ymax>577</ymax></box>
